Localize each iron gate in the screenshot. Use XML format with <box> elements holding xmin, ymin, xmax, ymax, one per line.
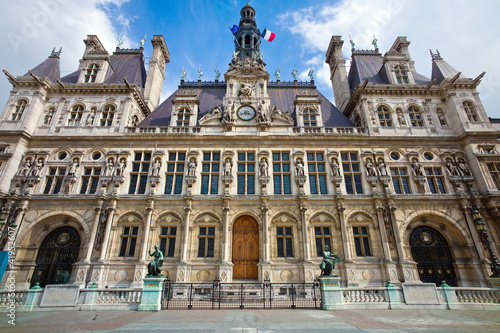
<box><xmin>162</xmin><ymin>280</ymin><xmax>321</xmax><ymax>309</ymax></box>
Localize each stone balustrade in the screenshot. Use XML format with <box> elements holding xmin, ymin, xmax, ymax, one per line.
<box><xmin>94</xmin><ymin>289</ymin><xmax>142</xmax><ymax>305</ymax></box>
<box><xmin>343</xmin><ymin>288</ymin><xmax>387</xmax><ymax>303</ymax></box>
<box><xmin>454</xmin><ymin>288</ymin><xmax>500</xmax><ymax>303</ymax></box>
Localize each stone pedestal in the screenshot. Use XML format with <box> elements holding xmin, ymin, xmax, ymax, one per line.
<box><xmin>138</xmin><ymin>277</ymin><xmax>165</xmax><ymax>311</ymax></box>
<box><xmin>319</xmin><ymin>275</ymin><xmax>344</xmax><ymax>310</ymax></box>
<box><xmin>217</xmin><ymin>262</ymin><xmax>233</xmax><ymax>283</ymax></box>
<box><xmin>385</xmin><ymin>282</ymin><xmax>402</xmax><ymax>309</ymax></box>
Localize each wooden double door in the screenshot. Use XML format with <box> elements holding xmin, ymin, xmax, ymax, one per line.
<box><xmin>232</xmin><ymin>216</ymin><xmax>259</xmax><ymax>279</ymax></box>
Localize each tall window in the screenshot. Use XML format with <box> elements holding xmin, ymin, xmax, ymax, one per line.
<box><xmin>80</xmin><ymin>167</ymin><xmax>101</xmax><ymax>194</ymax></box>
<box><xmin>408</xmin><ymin>106</ymin><xmax>423</xmax><ymax>127</ymax></box>
<box><xmin>197</xmin><ymin>226</ymin><xmax>215</xmax><ymax>257</ymax></box>
<box><xmin>276</xmin><ymin>226</ymin><xmax>293</xmax><ymax>257</ymax></box>
<box><xmin>128</xmin><ymin>151</ymin><xmax>151</xmax><ymax>194</ymax></box>
<box><xmin>68</xmin><ymin>105</ymin><xmax>84</xmax><ymax>126</ymax></box>
<box><xmin>119</xmin><ymin>226</ymin><xmax>138</xmax><ymax>257</ymax></box>
<box><xmin>201</xmin><ymin>152</ymin><xmax>220</xmax><ymax>194</ymax></box>
<box><xmin>159</xmin><ymin>226</ymin><xmax>177</xmax><ymax>257</ymax></box>
<box><xmin>165</xmin><ymin>152</ymin><xmax>185</xmax><ymax>195</ymax></box>
<box><xmin>84</xmin><ymin>64</ymin><xmax>99</xmax><ymax>83</ymax></box>
<box><xmin>237</xmin><ymin>152</ymin><xmax>255</xmax><ymax>194</ymax></box>
<box><xmin>315</xmin><ymin>226</ymin><xmax>332</xmax><ymax>257</ymax></box>
<box><xmin>303</xmin><ymin>108</ymin><xmax>317</xmax><ymax>127</ymax></box>
<box><xmin>463</xmin><ymin>101</ymin><xmax>478</xmax><ymax>122</ymax></box>
<box><xmin>273</xmin><ymin>152</ymin><xmax>291</xmax><ymax>194</ymax></box>
<box><xmin>11</xmin><ymin>99</ymin><xmax>27</xmax><ymax>121</ymax></box>
<box><xmin>176</xmin><ymin>108</ymin><xmax>190</xmax><ymax>127</ymax></box>
<box><xmin>100</xmin><ymin>105</ymin><xmax>115</xmax><ymax>126</ymax></box>
<box><xmin>394</xmin><ymin>65</ymin><xmax>408</xmax><ymax>84</ymax></box>
<box><xmin>341</xmin><ymin>152</ymin><xmax>363</xmax><ymax>194</ymax></box>
<box><xmin>487</xmin><ymin>163</ymin><xmax>500</xmax><ymax>190</ymax></box>
<box><xmin>390</xmin><ymin>167</ymin><xmax>411</xmax><ymax>194</ymax></box>
<box><xmin>353</xmin><ymin>226</ymin><xmax>372</xmax><ymax>256</ymax></box>
<box><xmin>307</xmin><ymin>152</ymin><xmax>327</xmax><ymax>194</ymax></box>
<box><xmin>43</xmin><ymin>167</ymin><xmax>66</xmax><ymax>194</ymax></box>
<box><xmin>377</xmin><ymin>106</ymin><xmax>392</xmax><ymax>127</ymax></box>
<box><xmin>425</xmin><ymin>167</ymin><xmax>446</xmax><ymax>194</ymax></box>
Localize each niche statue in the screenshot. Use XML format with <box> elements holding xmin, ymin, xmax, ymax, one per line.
<box><xmin>146</xmin><ymin>245</ymin><xmax>164</xmax><ymax>277</ymax></box>
<box><xmin>320</xmin><ymin>245</ymin><xmax>339</xmax><ymax>276</ymax></box>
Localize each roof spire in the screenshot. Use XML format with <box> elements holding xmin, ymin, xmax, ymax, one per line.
<box><xmin>49</xmin><ymin>47</ymin><xmax>62</xmax><ymax>59</ymax></box>
<box><xmin>430</xmin><ymin>49</ymin><xmax>442</xmax><ymax>60</ymax></box>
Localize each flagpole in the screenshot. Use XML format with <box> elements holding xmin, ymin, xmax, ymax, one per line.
<box><xmin>228</xmin><ymin>24</ymin><xmax>241</xmax><ymax>47</ymax></box>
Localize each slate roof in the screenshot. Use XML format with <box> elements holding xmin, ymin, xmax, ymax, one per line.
<box><xmin>139</xmin><ymin>83</ymin><xmax>355</xmax><ymax>128</ymax></box>
<box><xmin>23</xmin><ymin>54</ymin><xmax>61</xmax><ymax>82</ymax></box>
<box><xmin>431</xmin><ymin>57</ymin><xmax>466</xmax><ymax>84</ymax></box>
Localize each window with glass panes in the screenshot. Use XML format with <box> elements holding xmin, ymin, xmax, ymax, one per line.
<box><xmin>394</xmin><ymin>65</ymin><xmax>408</xmax><ymax>84</ymax></box>
<box><xmin>303</xmin><ymin>108</ymin><xmax>317</xmax><ymax>127</ymax></box>
<box><xmin>237</xmin><ymin>152</ymin><xmax>255</xmax><ymax>194</ymax></box>
<box><xmin>11</xmin><ymin>99</ymin><xmax>27</xmax><ymax>121</ymax></box>
<box><xmin>159</xmin><ymin>226</ymin><xmax>177</xmax><ymax>257</ymax></box>
<box><xmin>276</xmin><ymin>226</ymin><xmax>293</xmax><ymax>257</ymax></box>
<box><xmin>390</xmin><ymin>167</ymin><xmax>411</xmax><ymax>194</ymax></box>
<box><xmin>80</xmin><ymin>167</ymin><xmax>101</xmax><ymax>194</ymax></box>
<box><xmin>197</xmin><ymin>226</ymin><xmax>215</xmax><ymax>257</ymax></box>
<box><xmin>100</xmin><ymin>105</ymin><xmax>115</xmax><ymax>126</ymax></box>
<box><xmin>487</xmin><ymin>163</ymin><xmax>500</xmax><ymax>190</ymax></box>
<box><xmin>273</xmin><ymin>152</ymin><xmax>291</xmax><ymax>194</ymax></box>
<box><xmin>425</xmin><ymin>168</ymin><xmax>446</xmax><ymax>194</ymax></box>
<box><xmin>164</xmin><ymin>152</ymin><xmax>185</xmax><ymax>194</ymax></box>
<box><xmin>119</xmin><ymin>226</ymin><xmax>138</xmax><ymax>257</ymax></box>
<box><xmin>68</xmin><ymin>105</ymin><xmax>84</xmax><ymax>126</ymax></box>
<box><xmin>377</xmin><ymin>106</ymin><xmax>392</xmax><ymax>127</ymax></box>
<box><xmin>84</xmin><ymin>64</ymin><xmax>99</xmax><ymax>83</ymax></box>
<box><xmin>128</xmin><ymin>152</ymin><xmax>151</xmax><ymax>194</ymax></box>
<box><xmin>463</xmin><ymin>101</ymin><xmax>478</xmax><ymax>122</ymax></box>
<box><xmin>43</xmin><ymin>167</ymin><xmax>66</xmax><ymax>194</ymax></box>
<box><xmin>307</xmin><ymin>152</ymin><xmax>327</xmax><ymax>194</ymax></box>
<box><xmin>315</xmin><ymin>226</ymin><xmax>332</xmax><ymax>256</ymax></box>
<box><xmin>341</xmin><ymin>152</ymin><xmax>363</xmax><ymax>194</ymax></box>
<box><xmin>353</xmin><ymin>226</ymin><xmax>372</xmax><ymax>256</ymax></box>
<box><xmin>176</xmin><ymin>108</ymin><xmax>190</xmax><ymax>127</ymax></box>
<box><xmin>201</xmin><ymin>152</ymin><xmax>220</xmax><ymax>194</ymax></box>
<box><xmin>408</xmin><ymin>106</ymin><xmax>423</xmax><ymax>127</ymax></box>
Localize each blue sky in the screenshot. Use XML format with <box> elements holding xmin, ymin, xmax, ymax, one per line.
<box><xmin>1</xmin><ymin>0</ymin><xmax>500</xmax><ymax>117</ymax></box>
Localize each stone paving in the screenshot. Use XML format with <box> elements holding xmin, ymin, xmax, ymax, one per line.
<box><xmin>1</xmin><ymin>309</ymin><xmax>499</xmax><ymax>332</ymax></box>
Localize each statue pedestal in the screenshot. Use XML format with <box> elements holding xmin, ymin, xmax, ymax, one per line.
<box><xmin>319</xmin><ymin>275</ymin><xmax>344</xmax><ymax>310</ymax></box>
<box><xmin>138</xmin><ymin>277</ymin><xmax>165</xmax><ymax>311</ymax></box>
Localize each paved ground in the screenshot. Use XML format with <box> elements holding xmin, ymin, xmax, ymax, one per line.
<box><xmin>1</xmin><ymin>309</ymin><xmax>499</xmax><ymax>332</ymax></box>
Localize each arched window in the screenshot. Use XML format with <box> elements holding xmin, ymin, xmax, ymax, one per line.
<box><xmin>377</xmin><ymin>105</ymin><xmax>392</xmax><ymax>127</ymax></box>
<box><xmin>394</xmin><ymin>65</ymin><xmax>408</xmax><ymax>84</ymax></box>
<box><xmin>245</xmin><ymin>35</ymin><xmax>251</xmax><ymax>47</ymax></box>
<box><xmin>303</xmin><ymin>108</ymin><xmax>317</xmax><ymax>127</ymax></box>
<box><xmin>68</xmin><ymin>105</ymin><xmax>84</xmax><ymax>126</ymax></box>
<box><xmin>11</xmin><ymin>99</ymin><xmax>27</xmax><ymax>121</ymax></box>
<box><xmin>84</xmin><ymin>63</ymin><xmax>99</xmax><ymax>83</ymax></box>
<box><xmin>408</xmin><ymin>106</ymin><xmax>423</xmax><ymax>127</ymax></box>
<box><xmin>463</xmin><ymin>101</ymin><xmax>478</xmax><ymax>122</ymax></box>
<box><xmin>100</xmin><ymin>105</ymin><xmax>115</xmax><ymax>126</ymax></box>
<box><xmin>176</xmin><ymin>108</ymin><xmax>190</xmax><ymax>127</ymax></box>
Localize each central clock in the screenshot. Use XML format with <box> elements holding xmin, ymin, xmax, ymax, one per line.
<box><xmin>237</xmin><ymin>105</ymin><xmax>256</xmax><ymax>121</ymax></box>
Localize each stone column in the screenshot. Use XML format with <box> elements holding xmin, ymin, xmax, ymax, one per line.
<box><xmin>462</xmin><ymin>206</ymin><xmax>487</xmax><ymax>261</ymax></box>
<box><xmin>389</xmin><ymin>206</ymin><xmax>405</xmax><ymax>261</ymax></box>
<box><xmin>180</xmin><ymin>199</ymin><xmax>192</xmax><ymax>263</ymax></box>
<box><xmin>300</xmin><ymin>201</ymin><xmax>311</xmax><ymax>262</ymax></box>
<box><xmin>84</xmin><ymin>200</ymin><xmax>103</xmax><ymax>263</ymax></box>
<box><xmin>221</xmin><ymin>200</ymin><xmax>230</xmax><ymax>263</ymax></box>
<box><xmin>375</xmin><ymin>205</ymin><xmax>392</xmax><ymax>262</ymax></box>
<box><xmin>3</xmin><ymin>202</ymin><xmax>28</xmax><ymax>251</ymax></box>
<box><xmin>98</xmin><ymin>200</ymin><xmax>116</xmax><ymax>262</ymax></box>
<box><xmin>140</xmin><ymin>199</ymin><xmax>155</xmax><ymax>262</ymax></box>
<box><xmin>337</xmin><ymin>202</ymin><xmax>351</xmax><ymax>261</ymax></box>
<box><xmin>261</xmin><ymin>202</ymin><xmax>270</xmax><ymax>263</ymax></box>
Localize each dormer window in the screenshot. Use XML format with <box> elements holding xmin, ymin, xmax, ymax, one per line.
<box><xmin>100</xmin><ymin>105</ymin><xmax>115</xmax><ymax>126</ymax></box>
<box><xmin>377</xmin><ymin>106</ymin><xmax>392</xmax><ymax>127</ymax></box>
<box><xmin>394</xmin><ymin>65</ymin><xmax>408</xmax><ymax>84</ymax></box>
<box><xmin>463</xmin><ymin>101</ymin><xmax>478</xmax><ymax>122</ymax></box>
<box><xmin>84</xmin><ymin>64</ymin><xmax>99</xmax><ymax>83</ymax></box>
<box><xmin>11</xmin><ymin>99</ymin><xmax>27</xmax><ymax>121</ymax></box>
<box><xmin>408</xmin><ymin>106</ymin><xmax>423</xmax><ymax>127</ymax></box>
<box><xmin>176</xmin><ymin>108</ymin><xmax>190</xmax><ymax>127</ymax></box>
<box><xmin>68</xmin><ymin>105</ymin><xmax>84</xmax><ymax>126</ymax></box>
<box><xmin>303</xmin><ymin>108</ymin><xmax>317</xmax><ymax>127</ymax></box>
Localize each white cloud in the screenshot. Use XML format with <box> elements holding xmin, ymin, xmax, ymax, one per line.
<box><xmin>280</xmin><ymin>0</ymin><xmax>500</xmax><ymax>117</ymax></box>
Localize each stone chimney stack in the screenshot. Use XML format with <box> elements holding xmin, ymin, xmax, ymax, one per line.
<box><xmin>325</xmin><ymin>36</ymin><xmax>350</xmax><ymax>112</ymax></box>
<box><xmin>144</xmin><ymin>35</ymin><xmax>170</xmax><ymax>110</ymax></box>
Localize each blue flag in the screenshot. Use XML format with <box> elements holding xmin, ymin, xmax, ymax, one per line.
<box><xmin>230</xmin><ymin>24</ymin><xmax>239</xmax><ymax>35</ymax></box>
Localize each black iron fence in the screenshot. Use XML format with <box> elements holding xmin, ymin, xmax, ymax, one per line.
<box><xmin>162</xmin><ymin>280</ymin><xmax>321</xmax><ymax>309</ymax></box>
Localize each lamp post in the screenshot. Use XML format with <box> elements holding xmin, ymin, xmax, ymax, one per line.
<box><xmin>472</xmin><ymin>208</ymin><xmax>500</xmax><ymax>277</ymax></box>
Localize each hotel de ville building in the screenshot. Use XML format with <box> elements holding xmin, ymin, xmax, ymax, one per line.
<box><xmin>0</xmin><ymin>4</ymin><xmax>499</xmax><ymax>291</ymax></box>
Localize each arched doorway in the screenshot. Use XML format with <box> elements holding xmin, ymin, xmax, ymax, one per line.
<box><xmin>410</xmin><ymin>226</ymin><xmax>457</xmax><ymax>286</ymax></box>
<box><xmin>232</xmin><ymin>216</ymin><xmax>259</xmax><ymax>279</ymax></box>
<box><xmin>31</xmin><ymin>226</ymin><xmax>81</xmax><ymax>287</ymax></box>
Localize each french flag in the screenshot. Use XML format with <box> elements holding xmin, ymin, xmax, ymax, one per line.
<box><xmin>261</xmin><ymin>29</ymin><xmax>276</xmax><ymax>42</ymax></box>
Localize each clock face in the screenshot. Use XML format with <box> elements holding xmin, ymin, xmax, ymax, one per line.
<box><xmin>237</xmin><ymin>106</ymin><xmax>256</xmax><ymax>121</ymax></box>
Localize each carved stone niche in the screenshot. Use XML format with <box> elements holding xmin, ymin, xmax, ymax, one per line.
<box><xmin>221</xmin><ymin>151</ymin><xmax>235</xmax><ymax>196</ymax></box>
<box><xmin>185</xmin><ymin>150</ymin><xmax>199</xmax><ymax>196</ymax></box>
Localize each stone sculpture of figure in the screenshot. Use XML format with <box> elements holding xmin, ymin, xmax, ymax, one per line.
<box><xmin>86</xmin><ymin>111</ymin><xmax>95</xmax><ymax>126</ymax></box>
<box><xmin>67</xmin><ymin>158</ymin><xmax>79</xmax><ymax>176</ymax></box>
<box><xmin>224</xmin><ymin>158</ymin><xmax>232</xmax><ymax>176</ymax></box>
<box><xmin>438</xmin><ymin>111</ymin><xmax>447</xmax><ymax>126</ymax></box>
<box><xmin>256</xmin><ymin>50</ymin><xmax>263</xmax><ymax>60</ymax></box>
<box><xmin>296</xmin><ymin>159</ymin><xmax>305</xmax><ymax>177</ymax></box>
<box><xmin>147</xmin><ymin>245</ymin><xmax>164</xmax><ymax>277</ymax></box>
<box><xmin>372</xmin><ymin>34</ymin><xmax>378</xmax><ymax>49</ymax></box>
<box><xmin>197</xmin><ymin>65</ymin><xmax>204</xmax><ymax>80</ymax></box>
<box><xmin>105</xmin><ymin>158</ymin><xmax>115</xmax><ymax>177</ymax></box>
<box><xmin>274</xmin><ymin>67</ymin><xmax>281</xmax><ymax>81</ymax></box>
<box><xmin>30</xmin><ymin>158</ymin><xmax>44</xmax><ymax>177</ymax></box>
<box><xmin>272</xmin><ymin>106</ymin><xmax>282</xmax><ymax>117</ymax></box>
<box><xmin>291</xmin><ymin>66</ymin><xmax>298</xmax><ymax>81</ymax></box>
<box><xmin>458</xmin><ymin>158</ymin><xmax>471</xmax><ymax>176</ymax></box>
<box><xmin>239</xmin><ymin>80</ymin><xmax>254</xmax><ymax>97</ymax></box>
<box><xmin>397</xmin><ymin>110</ymin><xmax>406</xmax><ymax>125</ymax></box>
<box><xmin>308</xmin><ymin>68</ymin><xmax>314</xmax><ymax>81</ymax></box>
<box><xmin>320</xmin><ymin>244</ymin><xmax>339</xmax><ymax>276</ymax></box>
<box><xmin>44</xmin><ymin>110</ymin><xmax>53</xmax><ymax>125</ymax></box>
<box><xmin>210</xmin><ymin>106</ymin><xmax>222</xmax><ymax>117</ymax></box>
<box><xmin>140</xmin><ymin>33</ymin><xmax>147</xmax><ymax>48</ymax></box>
<box><xmin>17</xmin><ymin>158</ymin><xmax>32</xmax><ymax>176</ymax></box>
<box><xmin>349</xmin><ymin>34</ymin><xmax>355</xmax><ymax>49</ymax></box>
<box><xmin>232</xmin><ymin>50</ymin><xmax>240</xmax><ymax>61</ymax></box>
<box><xmin>446</xmin><ymin>158</ymin><xmax>460</xmax><ymax>176</ymax></box>
<box><xmin>151</xmin><ymin>158</ymin><xmax>161</xmax><ymax>177</ymax></box>
<box><xmin>115</xmin><ymin>158</ymin><xmax>126</xmax><ymax>177</ymax></box>
<box><xmin>331</xmin><ymin>158</ymin><xmax>340</xmax><ymax>177</ymax></box>
<box><xmin>258</xmin><ymin>104</ymin><xmax>270</xmax><ymax>123</ymax></box>
<box><xmin>411</xmin><ymin>158</ymin><xmax>424</xmax><ymax>176</ymax></box>
<box><xmin>187</xmin><ymin>158</ymin><xmax>197</xmax><ymax>177</ymax></box>
<box><xmin>377</xmin><ymin>158</ymin><xmax>388</xmax><ymax>176</ymax></box>
<box><xmin>214</xmin><ymin>67</ymin><xmax>220</xmax><ymax>81</ymax></box>
<box><xmin>365</xmin><ymin>158</ymin><xmax>377</xmax><ymax>177</ymax></box>
<box><xmin>260</xmin><ymin>158</ymin><xmax>268</xmax><ymax>177</ymax></box>
<box><xmin>181</xmin><ymin>66</ymin><xmax>187</xmax><ymax>80</ymax></box>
